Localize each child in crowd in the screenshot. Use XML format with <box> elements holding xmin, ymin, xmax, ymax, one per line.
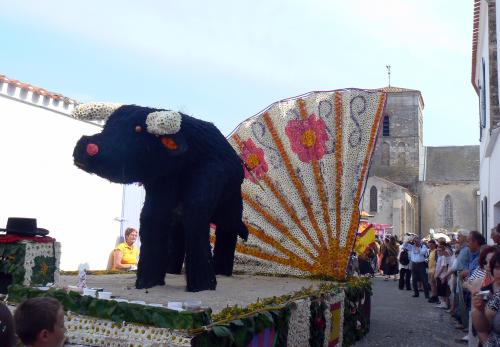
<box><xmin>14</xmin><ymin>297</ymin><xmax>66</xmax><ymax>347</ymax></box>
<box><xmin>434</xmin><ymin>241</ymin><xmax>451</xmax><ymax>309</ymax></box>
<box><xmin>0</xmin><ymin>301</ymin><xmax>15</xmax><ymax>347</ymax></box>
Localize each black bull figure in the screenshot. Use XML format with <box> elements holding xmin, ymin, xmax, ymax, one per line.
<box><xmin>72</xmin><ymin>103</ymin><xmax>248</xmax><ymax>292</ymax></box>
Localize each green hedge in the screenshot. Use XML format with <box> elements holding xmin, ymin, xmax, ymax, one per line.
<box><xmin>7</xmin><ymin>285</ymin><xmax>211</xmax><ymax>330</ymax></box>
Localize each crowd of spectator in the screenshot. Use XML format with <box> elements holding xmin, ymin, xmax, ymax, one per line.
<box><xmin>367</xmin><ymin>223</ymin><xmax>500</xmax><ymax>346</ymax></box>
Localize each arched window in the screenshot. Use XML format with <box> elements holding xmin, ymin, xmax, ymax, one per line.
<box><xmin>381</xmin><ymin>142</ymin><xmax>390</xmax><ymax>165</ymax></box>
<box><xmin>383</xmin><ymin>115</ymin><xmax>390</xmax><ymax>136</ymax></box>
<box><xmin>370</xmin><ymin>186</ymin><xmax>378</xmax><ymax>212</ymax></box>
<box><xmin>397</xmin><ymin>142</ymin><xmax>406</xmax><ymax>166</ymax></box>
<box><xmin>444</xmin><ymin>194</ymin><xmax>453</xmax><ymax>228</ymax></box>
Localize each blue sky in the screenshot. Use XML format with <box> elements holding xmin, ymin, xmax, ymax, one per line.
<box><xmin>1</xmin><ymin>0</ymin><xmax>477</xmax><ymax>146</ymax></box>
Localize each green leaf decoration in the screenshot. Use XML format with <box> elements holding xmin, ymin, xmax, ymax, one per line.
<box><xmin>230</xmin><ymin>319</ymin><xmax>244</xmax><ymax>327</ymax></box>
<box><xmin>213</xmin><ymin>325</ymin><xmax>234</xmax><ymax>340</ymax></box>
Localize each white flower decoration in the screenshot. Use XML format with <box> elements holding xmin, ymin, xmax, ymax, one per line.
<box><xmin>145</xmin><ymin>110</ymin><xmax>182</xmax><ymax>135</ymax></box>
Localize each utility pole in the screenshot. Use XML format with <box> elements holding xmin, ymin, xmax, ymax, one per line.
<box><xmin>386</xmin><ymin>65</ymin><xmax>391</xmax><ymax>87</ymax></box>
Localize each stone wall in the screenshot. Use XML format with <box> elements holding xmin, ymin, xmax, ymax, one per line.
<box><xmin>418</xmin><ymin>182</ymin><xmax>480</xmax><ymax>236</ymax></box>
<box><xmin>369</xmin><ymin>92</ymin><xmax>422</xmax><ymax>191</ymax></box>
<box><xmin>361</xmin><ymin>176</ymin><xmax>418</xmax><ymax>238</ymax></box>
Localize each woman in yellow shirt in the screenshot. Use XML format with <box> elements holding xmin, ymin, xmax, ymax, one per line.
<box><xmin>113</xmin><ymin>227</ymin><xmax>139</xmax><ymax>270</ymax></box>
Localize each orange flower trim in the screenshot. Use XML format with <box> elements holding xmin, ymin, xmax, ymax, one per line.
<box><xmin>262</xmin><ymin>175</ymin><xmax>320</xmax><ymax>253</ymax></box>
<box><xmin>344</xmin><ymin>93</ymin><xmax>386</xmax><ymax>276</ymax></box>
<box><xmin>242</xmin><ymin>192</ymin><xmax>316</xmax><ymax>260</ymax></box>
<box><xmin>244</xmin><ymin>224</ymin><xmax>313</xmax><ymax>272</ymax></box>
<box><xmin>334</xmin><ymin>92</ymin><xmax>343</xmax><ymax>250</ymax></box>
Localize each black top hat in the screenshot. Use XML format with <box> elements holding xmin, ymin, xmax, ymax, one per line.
<box><xmin>0</xmin><ymin>217</ymin><xmax>49</xmax><ymax>237</ymax></box>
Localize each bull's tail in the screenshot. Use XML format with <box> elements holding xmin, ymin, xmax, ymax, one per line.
<box><xmin>236</xmin><ymin>220</ymin><xmax>248</xmax><ymax>241</ymax></box>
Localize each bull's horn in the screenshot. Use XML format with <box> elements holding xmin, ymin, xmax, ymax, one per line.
<box><xmin>145</xmin><ymin>110</ymin><xmax>182</xmax><ymax>135</ymax></box>
<box><xmin>72</xmin><ymin>102</ymin><xmax>123</xmax><ymax>121</ymax></box>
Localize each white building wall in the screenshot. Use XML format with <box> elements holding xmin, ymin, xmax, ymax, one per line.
<box><xmin>0</xmin><ymin>86</ymin><xmax>123</xmax><ymax>270</ymax></box>
<box><xmin>476</xmin><ymin>0</ymin><xmax>500</xmax><ymax>242</ymax></box>
<box><xmin>488</xmin><ymin>142</ymin><xmax>500</xmax><ymax>235</ymax></box>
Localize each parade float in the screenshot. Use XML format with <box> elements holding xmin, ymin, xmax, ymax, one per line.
<box><xmin>1</xmin><ymin>88</ymin><xmax>384</xmax><ymax>346</ymax></box>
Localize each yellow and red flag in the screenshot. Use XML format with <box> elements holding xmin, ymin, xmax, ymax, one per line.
<box><xmin>354</xmin><ymin>223</ymin><xmax>376</xmax><ymax>256</ymax></box>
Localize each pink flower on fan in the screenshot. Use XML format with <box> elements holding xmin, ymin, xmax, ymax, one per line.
<box><xmin>285</xmin><ymin>114</ymin><xmax>328</xmax><ymax>163</ymax></box>
<box><xmin>241</xmin><ymin>138</ymin><xmax>268</xmax><ymax>183</ymax></box>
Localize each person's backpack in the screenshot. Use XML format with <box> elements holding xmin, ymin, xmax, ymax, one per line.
<box><xmin>399</xmin><ymin>249</ymin><xmax>410</xmax><ymax>266</ymax></box>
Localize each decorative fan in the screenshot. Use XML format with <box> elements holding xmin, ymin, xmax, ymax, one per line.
<box><xmin>217</xmin><ymin>89</ymin><xmax>386</xmax><ymax>279</ymax></box>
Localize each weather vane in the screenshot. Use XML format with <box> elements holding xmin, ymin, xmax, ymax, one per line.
<box><xmin>386</xmin><ymin>65</ymin><xmax>391</xmax><ymax>87</ymax></box>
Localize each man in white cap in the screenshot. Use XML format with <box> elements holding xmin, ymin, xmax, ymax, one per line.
<box><xmin>403</xmin><ymin>236</ymin><xmax>430</xmax><ymax>299</ymax></box>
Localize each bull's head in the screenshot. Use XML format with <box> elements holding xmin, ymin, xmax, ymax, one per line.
<box><xmin>72</xmin><ymin>102</ymin><xmax>188</xmax><ymax>184</ymax></box>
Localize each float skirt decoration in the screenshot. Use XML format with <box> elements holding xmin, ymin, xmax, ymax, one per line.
<box><xmin>222</xmin><ymin>89</ymin><xmax>386</xmax><ymax>279</ymax></box>
<box><xmin>7</xmin><ymin>277</ymin><xmax>371</xmax><ymax>346</ymax></box>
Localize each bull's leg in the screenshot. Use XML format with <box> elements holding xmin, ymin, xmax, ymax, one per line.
<box><xmin>213</xmin><ymin>190</ymin><xmax>247</xmax><ymax>276</ymax></box>
<box><xmin>213</xmin><ymin>227</ymin><xmax>237</xmax><ymax>276</ymax></box>
<box><xmin>182</xmin><ymin>169</ymin><xmax>223</xmax><ymax>292</ymax></box>
<box><xmin>136</xmin><ymin>231</ymin><xmax>168</xmax><ymax>289</ymax></box>
<box><xmin>135</xmin><ymin>193</ymin><xmax>174</xmax><ymax>289</ymax></box>
<box><xmin>165</xmin><ymin>220</ymin><xmax>185</xmax><ymax>274</ymax></box>
<box><xmin>183</xmin><ymin>221</ymin><xmax>216</xmax><ymax>292</ymax></box>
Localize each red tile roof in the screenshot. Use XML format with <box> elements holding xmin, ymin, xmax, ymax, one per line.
<box><xmin>472</xmin><ymin>0</ymin><xmax>481</xmax><ymax>94</ymax></box>
<box><xmin>0</xmin><ymin>74</ymin><xmax>78</xmax><ymax>104</ymax></box>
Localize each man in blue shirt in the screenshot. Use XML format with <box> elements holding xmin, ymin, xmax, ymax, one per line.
<box><xmin>403</xmin><ymin>237</ymin><xmax>429</xmax><ymax>299</ymax></box>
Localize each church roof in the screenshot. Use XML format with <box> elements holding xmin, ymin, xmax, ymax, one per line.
<box><xmin>375</xmin><ymin>86</ymin><xmax>424</xmax><ymax>108</ymax></box>
<box><xmin>368</xmin><ymin>175</ymin><xmax>411</xmax><ymax>192</ymax></box>
<box><xmin>425</xmin><ymin>146</ymin><xmax>479</xmax><ymax>182</ymax></box>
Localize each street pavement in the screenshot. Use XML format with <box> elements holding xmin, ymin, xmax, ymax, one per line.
<box><xmin>354</xmin><ymin>276</ymin><xmax>466</xmax><ymax>347</ymax></box>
